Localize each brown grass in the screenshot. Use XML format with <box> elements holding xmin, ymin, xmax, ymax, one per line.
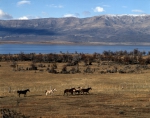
<box><xmin>1</xmin><ymin>61</ymin><xmax>150</xmax><ymax>117</ymax></box>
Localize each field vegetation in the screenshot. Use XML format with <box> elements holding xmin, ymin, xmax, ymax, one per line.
<box><xmin>1</xmin><ymin>49</ymin><xmax>150</xmax><ymax>117</ymax></box>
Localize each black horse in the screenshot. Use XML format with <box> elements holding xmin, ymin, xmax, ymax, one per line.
<box><xmin>64</xmin><ymin>88</ymin><xmax>76</xmax><ymax>95</ymax></box>
<box><xmin>81</xmin><ymin>87</ymin><xmax>92</xmax><ymax>94</ymax></box>
<box><xmin>17</xmin><ymin>89</ymin><xmax>30</xmax><ymax>97</ymax></box>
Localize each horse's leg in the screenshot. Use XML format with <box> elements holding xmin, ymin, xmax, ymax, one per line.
<box><xmin>77</xmin><ymin>90</ymin><xmax>80</xmax><ymax>95</ymax></box>
<box><xmin>64</xmin><ymin>91</ymin><xmax>67</xmax><ymax>96</ymax></box>
<box><xmin>64</xmin><ymin>92</ymin><xmax>67</xmax><ymax>96</ymax></box>
<box><xmin>46</xmin><ymin>91</ymin><xmax>48</xmax><ymax>96</ymax></box>
<box><xmin>24</xmin><ymin>92</ymin><xmax>27</xmax><ymax>97</ymax></box>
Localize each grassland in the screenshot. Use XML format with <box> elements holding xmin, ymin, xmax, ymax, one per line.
<box><xmin>1</xmin><ymin>61</ymin><xmax>150</xmax><ymax>118</ymax></box>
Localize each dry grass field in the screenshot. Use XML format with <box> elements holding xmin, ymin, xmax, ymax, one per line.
<box><xmin>1</xmin><ymin>61</ymin><xmax>150</xmax><ymax>118</ymax></box>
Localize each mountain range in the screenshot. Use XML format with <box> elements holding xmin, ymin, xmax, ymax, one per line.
<box><xmin>0</xmin><ymin>15</ymin><xmax>150</xmax><ymax>45</ymax></box>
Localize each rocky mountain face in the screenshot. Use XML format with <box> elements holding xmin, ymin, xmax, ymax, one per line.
<box><xmin>0</xmin><ymin>15</ymin><xmax>150</xmax><ymax>43</ymax></box>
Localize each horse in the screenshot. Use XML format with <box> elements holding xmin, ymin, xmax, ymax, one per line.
<box><xmin>17</xmin><ymin>89</ymin><xmax>30</xmax><ymax>97</ymax></box>
<box><xmin>81</xmin><ymin>87</ymin><xmax>92</xmax><ymax>94</ymax></box>
<box><xmin>64</xmin><ymin>88</ymin><xmax>76</xmax><ymax>96</ymax></box>
<box><xmin>74</xmin><ymin>87</ymin><xmax>82</xmax><ymax>95</ymax></box>
<box><xmin>45</xmin><ymin>88</ymin><xmax>57</xmax><ymax>96</ymax></box>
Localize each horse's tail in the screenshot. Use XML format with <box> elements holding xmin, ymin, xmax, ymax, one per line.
<box><xmin>64</xmin><ymin>90</ymin><xmax>67</xmax><ymax>95</ymax></box>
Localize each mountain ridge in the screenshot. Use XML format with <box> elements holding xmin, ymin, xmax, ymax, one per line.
<box><xmin>0</xmin><ymin>15</ymin><xmax>150</xmax><ymax>45</ymax></box>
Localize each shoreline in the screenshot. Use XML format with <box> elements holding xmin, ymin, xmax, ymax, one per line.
<box><xmin>1</xmin><ymin>41</ymin><xmax>150</xmax><ymax>46</ymax></box>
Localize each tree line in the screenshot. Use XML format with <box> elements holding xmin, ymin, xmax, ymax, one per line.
<box><xmin>0</xmin><ymin>49</ymin><xmax>150</xmax><ymax>65</ymax></box>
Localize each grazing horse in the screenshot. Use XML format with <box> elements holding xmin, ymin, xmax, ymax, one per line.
<box><xmin>81</xmin><ymin>87</ymin><xmax>92</xmax><ymax>94</ymax></box>
<box><xmin>17</xmin><ymin>89</ymin><xmax>30</xmax><ymax>97</ymax></box>
<box><xmin>64</xmin><ymin>88</ymin><xmax>76</xmax><ymax>96</ymax></box>
<box><xmin>45</xmin><ymin>88</ymin><xmax>57</xmax><ymax>96</ymax></box>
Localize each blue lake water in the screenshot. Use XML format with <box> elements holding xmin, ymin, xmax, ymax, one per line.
<box><xmin>0</xmin><ymin>44</ymin><xmax>150</xmax><ymax>54</ymax></box>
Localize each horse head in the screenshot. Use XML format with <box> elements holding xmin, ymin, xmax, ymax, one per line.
<box><xmin>53</xmin><ymin>88</ymin><xmax>57</xmax><ymax>92</ymax></box>
<box><xmin>77</xmin><ymin>87</ymin><xmax>82</xmax><ymax>90</ymax></box>
<box><xmin>71</xmin><ymin>88</ymin><xmax>76</xmax><ymax>91</ymax></box>
<box><xmin>89</xmin><ymin>87</ymin><xmax>92</xmax><ymax>90</ymax></box>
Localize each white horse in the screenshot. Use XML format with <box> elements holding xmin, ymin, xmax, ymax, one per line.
<box><xmin>75</xmin><ymin>87</ymin><xmax>82</xmax><ymax>94</ymax></box>
<box><xmin>45</xmin><ymin>88</ymin><xmax>57</xmax><ymax>96</ymax></box>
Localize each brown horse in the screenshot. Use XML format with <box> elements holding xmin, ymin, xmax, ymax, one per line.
<box><xmin>17</xmin><ymin>89</ymin><xmax>30</xmax><ymax>97</ymax></box>
<box><xmin>81</xmin><ymin>87</ymin><xmax>92</xmax><ymax>94</ymax></box>
<box><xmin>64</xmin><ymin>88</ymin><xmax>76</xmax><ymax>95</ymax></box>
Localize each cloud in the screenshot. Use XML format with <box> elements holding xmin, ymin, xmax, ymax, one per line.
<box><xmin>41</xmin><ymin>12</ymin><xmax>49</xmax><ymax>16</ymax></box>
<box><xmin>94</xmin><ymin>7</ymin><xmax>104</xmax><ymax>12</ymax></box>
<box><xmin>63</xmin><ymin>14</ymin><xmax>77</xmax><ymax>17</ymax></box>
<box><xmin>132</xmin><ymin>9</ymin><xmax>143</xmax><ymax>13</ymax></box>
<box><xmin>18</xmin><ymin>16</ymin><xmax>29</xmax><ymax>20</ymax></box>
<box><xmin>82</xmin><ymin>11</ymin><xmax>91</xmax><ymax>16</ymax></box>
<box><xmin>48</xmin><ymin>4</ymin><xmax>63</xmax><ymax>8</ymax></box>
<box><xmin>75</xmin><ymin>13</ymin><xmax>80</xmax><ymax>17</ymax></box>
<box><xmin>18</xmin><ymin>16</ymin><xmax>40</xmax><ymax>20</ymax></box>
<box><xmin>0</xmin><ymin>9</ymin><xmax>13</xmax><ymax>20</ymax></box>
<box><xmin>17</xmin><ymin>0</ymin><xmax>31</xmax><ymax>6</ymax></box>
<box><xmin>122</xmin><ymin>6</ymin><xmax>127</xmax><ymax>8</ymax></box>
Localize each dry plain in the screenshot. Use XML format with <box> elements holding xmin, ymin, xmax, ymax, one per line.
<box><xmin>1</xmin><ymin>61</ymin><xmax>150</xmax><ymax>118</ymax></box>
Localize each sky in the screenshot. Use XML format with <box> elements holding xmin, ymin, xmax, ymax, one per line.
<box><xmin>0</xmin><ymin>0</ymin><xmax>150</xmax><ymax>20</ymax></box>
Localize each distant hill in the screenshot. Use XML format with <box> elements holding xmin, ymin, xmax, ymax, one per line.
<box><xmin>0</xmin><ymin>15</ymin><xmax>150</xmax><ymax>45</ymax></box>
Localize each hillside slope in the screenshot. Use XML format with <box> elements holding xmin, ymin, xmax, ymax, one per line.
<box><xmin>0</xmin><ymin>15</ymin><xmax>150</xmax><ymax>44</ymax></box>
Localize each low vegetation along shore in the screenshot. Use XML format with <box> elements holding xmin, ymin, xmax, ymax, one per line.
<box><xmin>1</xmin><ymin>49</ymin><xmax>150</xmax><ymax>117</ymax></box>
<box><xmin>1</xmin><ymin>41</ymin><xmax>150</xmax><ymax>45</ymax></box>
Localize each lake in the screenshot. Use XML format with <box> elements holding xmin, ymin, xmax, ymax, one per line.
<box><xmin>0</xmin><ymin>44</ymin><xmax>150</xmax><ymax>54</ymax></box>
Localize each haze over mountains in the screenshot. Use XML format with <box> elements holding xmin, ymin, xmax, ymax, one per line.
<box><xmin>0</xmin><ymin>15</ymin><xmax>150</xmax><ymax>44</ymax></box>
